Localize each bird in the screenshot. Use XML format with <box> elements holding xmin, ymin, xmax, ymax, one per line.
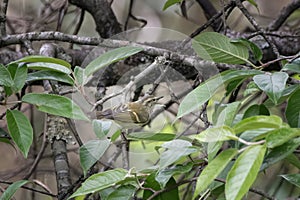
<box><xmin>96</xmin><ymin>96</ymin><xmax>163</xmax><ymax>128</ymax></box>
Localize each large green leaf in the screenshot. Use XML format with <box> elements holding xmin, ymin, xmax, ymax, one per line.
<box><xmin>92</xmin><ymin>120</ymin><xmax>113</xmax><ymax>139</ymax></box>
<box><xmin>192</xmin><ymin>32</ymin><xmax>250</xmax><ymax>65</ymax></box>
<box><xmin>282</xmin><ymin>58</ymin><xmax>300</xmax><ymax>73</ymax></box>
<box><xmin>233</xmin><ymin>115</ymin><xmax>282</xmax><ymax>134</ymax></box>
<box><xmin>6</xmin><ymin>110</ymin><xmax>33</xmax><ymax>158</ymax></box>
<box><xmin>156</xmin><ymin>163</ymin><xmax>193</xmax><ymax>188</ymax></box>
<box><xmin>69</xmin><ymin>168</ymin><xmax>128</xmax><ymax>199</ymax></box>
<box><xmin>74</xmin><ymin>66</ymin><xmax>85</xmax><ymax>86</ymax></box>
<box><xmin>11</xmin><ymin>55</ymin><xmax>71</xmax><ymax>68</ymax></box>
<box><xmin>22</xmin><ymin>93</ymin><xmax>89</xmax><ymax>121</ymax></box>
<box><xmin>266</xmin><ymin>128</ymin><xmax>300</xmax><ymax>148</ymax></box>
<box><xmin>243</xmin><ymin>104</ymin><xmax>269</xmax><ymax>119</ymax></box>
<box><xmin>0</xmin><ymin>64</ymin><xmax>13</xmax><ymax>86</ymax></box>
<box><xmin>0</xmin><ymin>180</ymin><xmax>29</xmax><ymax>200</ymax></box>
<box><xmin>253</xmin><ymin>72</ymin><xmax>288</xmax><ymax>104</ymax></box>
<box><xmin>214</xmin><ymin>102</ymin><xmax>241</xmax><ymax>126</ymax></box>
<box><xmin>261</xmin><ymin>137</ymin><xmax>300</xmax><ymax>170</ymax></box>
<box><xmin>80</xmin><ymin>139</ymin><xmax>110</xmax><ymax>176</ymax></box>
<box><xmin>159</xmin><ymin>139</ymin><xmax>197</xmax><ymax>169</ymax></box>
<box><xmin>177</xmin><ymin>70</ymin><xmax>262</xmax><ymax>118</ymax></box>
<box><xmin>194</xmin><ymin>126</ymin><xmax>238</xmax><ymax>142</ymax></box>
<box><xmin>84</xmin><ymin>46</ymin><xmax>143</xmax><ymax>78</ymax></box>
<box><xmin>26</xmin><ymin>70</ymin><xmax>74</xmax><ymax>85</ymax></box>
<box><xmin>26</xmin><ymin>62</ymin><xmax>71</xmax><ymax>74</ymax></box>
<box><xmin>286</xmin><ymin>88</ymin><xmax>300</xmax><ymax>127</ymax></box>
<box><xmin>281</xmin><ymin>174</ymin><xmax>300</xmax><ymax>188</ymax></box>
<box><xmin>231</xmin><ymin>38</ymin><xmax>262</xmax><ymax>61</ymax></box>
<box><xmin>8</xmin><ymin>64</ymin><xmax>28</xmax><ymax>93</ymax></box>
<box><xmin>106</xmin><ymin>185</ymin><xmax>136</xmax><ymax>200</ymax></box>
<box><xmin>285</xmin><ymin>153</ymin><xmax>300</xmax><ymax>169</ymax></box>
<box><xmin>193</xmin><ymin>148</ymin><xmax>238</xmax><ymax>198</ymax></box>
<box><xmin>225</xmin><ymin>145</ymin><xmax>266</xmax><ymax>200</ymax></box>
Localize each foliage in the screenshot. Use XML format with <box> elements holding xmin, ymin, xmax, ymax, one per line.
<box><xmin>1</xmin><ymin>31</ymin><xmax>300</xmax><ymax>200</ymax></box>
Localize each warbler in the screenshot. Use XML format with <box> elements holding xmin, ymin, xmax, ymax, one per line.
<box><xmin>96</xmin><ymin>96</ymin><xmax>163</xmax><ymax>127</ymax></box>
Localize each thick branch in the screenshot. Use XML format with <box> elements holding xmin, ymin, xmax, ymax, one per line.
<box><xmin>0</xmin><ymin>0</ymin><xmax>8</xmax><ymax>37</ymax></box>
<box><xmin>268</xmin><ymin>0</ymin><xmax>300</xmax><ymax>31</ymax></box>
<box><xmin>68</xmin><ymin>0</ymin><xmax>122</xmax><ymax>38</ymax></box>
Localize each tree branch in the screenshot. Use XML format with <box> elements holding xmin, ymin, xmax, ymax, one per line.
<box><xmin>268</xmin><ymin>0</ymin><xmax>300</xmax><ymax>31</ymax></box>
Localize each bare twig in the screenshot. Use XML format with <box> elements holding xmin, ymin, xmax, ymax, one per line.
<box><xmin>0</xmin><ymin>180</ymin><xmax>57</xmax><ymax>198</ymax></box>
<box><xmin>235</xmin><ymin>0</ymin><xmax>280</xmax><ymax>59</ymax></box>
<box><xmin>22</xmin><ymin>115</ymin><xmax>48</xmax><ymax>179</ymax></box>
<box><xmin>92</xmin><ymin>56</ymin><xmax>165</xmax><ymax>110</ymax></box>
<box><xmin>124</xmin><ymin>0</ymin><xmax>147</xmax><ymax>30</ymax></box>
<box><xmin>121</xmin><ymin>131</ymin><xmax>129</xmax><ymax>170</ymax></box>
<box><xmin>69</xmin><ymin>8</ymin><xmax>85</xmax><ymax>49</ymax></box>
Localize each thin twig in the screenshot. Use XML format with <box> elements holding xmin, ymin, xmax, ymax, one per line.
<box><xmin>235</xmin><ymin>0</ymin><xmax>281</xmax><ymax>59</ymax></box>
<box><xmin>92</xmin><ymin>57</ymin><xmax>165</xmax><ymax>110</ymax></box>
<box><xmin>124</xmin><ymin>0</ymin><xmax>147</xmax><ymax>30</ymax></box>
<box><xmin>121</xmin><ymin>131</ymin><xmax>129</xmax><ymax>170</ymax></box>
<box><xmin>0</xmin><ymin>180</ymin><xmax>57</xmax><ymax>198</ymax></box>
<box><xmin>180</xmin><ymin>0</ymin><xmax>236</xmax><ymax>47</ymax></box>
<box><xmin>22</xmin><ymin>115</ymin><xmax>48</xmax><ymax>179</ymax></box>
<box><xmin>69</xmin><ymin>8</ymin><xmax>85</xmax><ymax>49</ymax></box>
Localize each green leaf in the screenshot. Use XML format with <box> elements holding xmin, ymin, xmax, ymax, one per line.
<box><xmin>80</xmin><ymin>139</ymin><xmax>110</xmax><ymax>176</ymax></box>
<box><xmin>156</xmin><ymin>163</ymin><xmax>193</xmax><ymax>188</ymax></box>
<box><xmin>68</xmin><ymin>168</ymin><xmax>128</xmax><ymax>199</ymax></box>
<box><xmin>0</xmin><ymin>180</ymin><xmax>29</xmax><ymax>200</ymax></box>
<box><xmin>93</xmin><ymin>120</ymin><xmax>112</xmax><ymax>139</ymax></box>
<box><xmin>281</xmin><ymin>174</ymin><xmax>300</xmax><ymax>188</ymax></box>
<box><xmin>127</xmin><ymin>132</ymin><xmax>175</xmax><ymax>141</ymax></box>
<box><xmin>0</xmin><ymin>64</ymin><xmax>14</xmax><ymax>86</ymax></box>
<box><xmin>8</xmin><ymin>64</ymin><xmax>28</xmax><ymax>92</ymax></box>
<box><xmin>231</xmin><ymin>38</ymin><xmax>262</xmax><ymax>61</ymax></box>
<box><xmin>159</xmin><ymin>139</ymin><xmax>197</xmax><ymax>169</ymax></box>
<box><xmin>177</xmin><ymin>70</ymin><xmax>262</xmax><ymax>118</ymax></box>
<box><xmin>163</xmin><ymin>0</ymin><xmax>181</xmax><ymax>10</ymax></box>
<box><xmin>26</xmin><ymin>70</ymin><xmax>74</xmax><ymax>85</ymax></box>
<box><xmin>194</xmin><ymin>126</ymin><xmax>238</xmax><ymax>142</ymax></box>
<box><xmin>285</xmin><ymin>153</ymin><xmax>300</xmax><ymax>169</ymax></box>
<box><xmin>22</xmin><ymin>93</ymin><xmax>89</xmax><ymax>121</ymax></box>
<box><xmin>6</xmin><ymin>110</ymin><xmax>33</xmax><ymax>158</ymax></box>
<box><xmin>261</xmin><ymin>137</ymin><xmax>300</xmax><ymax>170</ymax></box>
<box><xmin>26</xmin><ymin>62</ymin><xmax>71</xmax><ymax>74</ymax></box>
<box><xmin>225</xmin><ymin>145</ymin><xmax>266</xmax><ymax>200</ymax></box>
<box><xmin>194</xmin><ymin>148</ymin><xmax>238</xmax><ymax>198</ymax></box>
<box><xmin>282</xmin><ymin>58</ymin><xmax>300</xmax><ymax>73</ymax></box>
<box><xmin>253</xmin><ymin>72</ymin><xmax>288</xmax><ymax>104</ymax></box>
<box><xmin>286</xmin><ymin>88</ymin><xmax>300</xmax><ymax>127</ymax></box>
<box><xmin>11</xmin><ymin>55</ymin><xmax>71</xmax><ymax>68</ymax></box>
<box><xmin>243</xmin><ymin>81</ymin><xmax>261</xmax><ymax>97</ymax></box>
<box><xmin>74</xmin><ymin>66</ymin><xmax>85</xmax><ymax>86</ymax></box>
<box><xmin>84</xmin><ymin>46</ymin><xmax>143</xmax><ymax>78</ymax></box>
<box><xmin>143</xmin><ymin>173</ymin><xmax>179</xmax><ymax>200</ymax></box>
<box><xmin>192</xmin><ymin>32</ymin><xmax>250</xmax><ymax>65</ymax></box>
<box><xmin>214</xmin><ymin>102</ymin><xmax>240</xmax><ymax>126</ymax></box>
<box><xmin>233</xmin><ymin>115</ymin><xmax>282</xmax><ymax>134</ymax></box>
<box><xmin>243</xmin><ymin>104</ymin><xmax>270</xmax><ymax>119</ymax></box>
<box><xmin>107</xmin><ymin>185</ymin><xmax>136</xmax><ymax>200</ymax></box>
<box><xmin>266</xmin><ymin>128</ymin><xmax>300</xmax><ymax>148</ymax></box>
